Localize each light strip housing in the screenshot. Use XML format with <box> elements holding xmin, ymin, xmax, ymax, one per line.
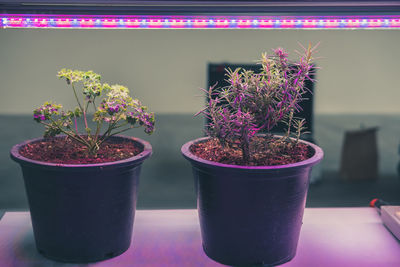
<box><xmin>2</xmin><ymin>14</ymin><xmax>400</xmax><ymax>29</ymax></box>
<box><xmin>2</xmin><ymin>1</ymin><xmax>400</xmax><ymax>15</ymax></box>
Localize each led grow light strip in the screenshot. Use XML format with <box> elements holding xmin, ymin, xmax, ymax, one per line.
<box><xmin>1</xmin><ymin>15</ymin><xmax>400</xmax><ymax>29</ymax></box>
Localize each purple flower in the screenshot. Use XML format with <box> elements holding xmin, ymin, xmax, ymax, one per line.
<box><xmin>33</xmin><ymin>102</ymin><xmax>61</xmax><ymax>122</ymax></box>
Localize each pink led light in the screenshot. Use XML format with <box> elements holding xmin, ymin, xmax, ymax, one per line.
<box><xmin>102</xmin><ymin>19</ymin><xmax>117</xmax><ymax>28</ymax></box>
<box><xmin>193</xmin><ymin>19</ymin><xmax>208</xmax><ymax>28</ymax></box>
<box><xmin>280</xmin><ymin>19</ymin><xmax>296</xmax><ymax>28</ymax></box>
<box><xmin>56</xmin><ymin>19</ymin><xmax>72</xmax><ymax>27</ymax></box>
<box><xmin>325</xmin><ymin>20</ymin><xmax>339</xmax><ymax>28</ymax></box>
<box><xmin>259</xmin><ymin>20</ymin><xmax>274</xmax><ymax>28</ymax></box>
<box><xmin>2</xmin><ymin>15</ymin><xmax>400</xmax><ymax>29</ymax></box>
<box><xmin>347</xmin><ymin>19</ymin><xmax>361</xmax><ymax>27</ymax></box>
<box><xmin>148</xmin><ymin>19</ymin><xmax>163</xmax><ymax>28</ymax></box>
<box><xmin>392</xmin><ymin>19</ymin><xmax>400</xmax><ymax>27</ymax></box>
<box><xmin>215</xmin><ymin>19</ymin><xmax>229</xmax><ymax>28</ymax></box>
<box><xmin>124</xmin><ymin>19</ymin><xmax>140</xmax><ymax>28</ymax></box>
<box><xmin>80</xmin><ymin>19</ymin><xmax>95</xmax><ymax>28</ymax></box>
<box><xmin>8</xmin><ymin>18</ymin><xmax>23</xmax><ymax>27</ymax></box>
<box><xmin>302</xmin><ymin>19</ymin><xmax>317</xmax><ymax>29</ymax></box>
<box><xmin>237</xmin><ymin>19</ymin><xmax>252</xmax><ymax>28</ymax></box>
<box><xmin>170</xmin><ymin>19</ymin><xmax>186</xmax><ymax>28</ymax></box>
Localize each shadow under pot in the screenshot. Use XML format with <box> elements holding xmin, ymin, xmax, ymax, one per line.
<box><xmin>181</xmin><ymin>136</ymin><xmax>323</xmax><ymax>266</ymax></box>
<box><xmin>10</xmin><ymin>135</ymin><xmax>152</xmax><ymax>263</ymax></box>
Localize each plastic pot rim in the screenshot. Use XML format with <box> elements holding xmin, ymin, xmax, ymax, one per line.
<box><xmin>181</xmin><ymin>135</ymin><xmax>323</xmax><ymax>172</ymax></box>
<box><xmin>10</xmin><ymin>135</ymin><xmax>152</xmax><ymax>171</ymax></box>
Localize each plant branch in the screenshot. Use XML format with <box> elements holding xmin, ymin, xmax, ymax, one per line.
<box><xmin>94</xmin><ymin>120</ymin><xmax>103</xmax><ymax>142</ymax></box>
<box><xmin>99</xmin><ymin>126</ymin><xmax>140</xmax><ymax>145</ymax></box>
<box><xmin>99</xmin><ymin>121</ymin><xmax>117</xmax><ymax>142</ymax></box>
<box><xmin>48</xmin><ymin>117</ymin><xmax>90</xmax><ymax>146</ymax></box>
<box><xmin>73</xmin><ymin>115</ymin><xmax>79</xmax><ymax>134</ymax></box>
<box><xmin>72</xmin><ymin>83</ymin><xmax>83</xmax><ymax>112</ymax></box>
<box><xmin>41</xmin><ymin>120</ymin><xmax>90</xmax><ymax>147</ymax></box>
<box><xmin>92</xmin><ymin>98</ymin><xmax>97</xmax><ymax>112</ymax></box>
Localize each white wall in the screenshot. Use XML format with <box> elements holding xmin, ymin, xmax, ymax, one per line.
<box><xmin>0</xmin><ymin>29</ymin><xmax>400</xmax><ymax>114</ymax></box>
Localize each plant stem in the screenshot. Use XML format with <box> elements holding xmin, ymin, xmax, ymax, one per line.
<box><xmin>241</xmin><ymin>140</ymin><xmax>250</xmax><ymax>163</ymax></box>
<box><xmin>241</xmin><ymin>128</ymin><xmax>250</xmax><ymax>163</ymax></box>
<box><xmin>113</xmin><ymin>121</ymin><xmax>129</xmax><ymax>130</ymax></box>
<box><xmin>73</xmin><ymin>115</ymin><xmax>79</xmax><ymax>134</ymax></box>
<box><xmin>48</xmin><ymin>118</ymin><xmax>90</xmax><ymax>146</ymax></box>
<box><xmin>72</xmin><ymin>83</ymin><xmax>84</xmax><ymax>112</ymax></box>
<box><xmin>99</xmin><ymin>126</ymin><xmax>140</xmax><ymax>146</ymax></box>
<box><xmin>41</xmin><ymin>121</ymin><xmax>90</xmax><ymax>147</ymax></box>
<box><xmin>85</xmin><ymin>101</ymin><xmax>90</xmax><ymax>113</ymax></box>
<box><xmin>98</xmin><ymin>120</ymin><xmax>128</xmax><ymax>142</ymax></box>
<box><xmin>83</xmin><ymin>112</ymin><xmax>89</xmax><ymax>130</ymax></box>
<box><xmin>94</xmin><ymin>120</ymin><xmax>103</xmax><ymax>142</ymax></box>
<box><xmin>109</xmin><ymin>125</ymin><xmax>139</xmax><ymax>136</ymax></box>
<box><xmin>286</xmin><ymin>110</ymin><xmax>294</xmax><ymax>138</ymax></box>
<box><xmin>99</xmin><ymin>121</ymin><xmax>116</xmax><ymax>142</ymax></box>
<box><xmin>83</xmin><ymin>101</ymin><xmax>89</xmax><ymax>130</ymax></box>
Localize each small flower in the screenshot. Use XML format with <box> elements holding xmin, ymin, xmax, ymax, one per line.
<box><xmin>57</xmin><ymin>69</ymin><xmax>84</xmax><ymax>84</ymax></box>
<box><xmin>33</xmin><ymin>102</ymin><xmax>62</xmax><ymax>122</ymax></box>
<box><xmin>108</xmin><ymin>84</ymin><xmax>130</xmax><ymax>100</ymax></box>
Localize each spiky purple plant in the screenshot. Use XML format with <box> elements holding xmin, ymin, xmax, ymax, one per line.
<box><xmin>197</xmin><ymin>43</ymin><xmax>318</xmax><ymax>163</ymax></box>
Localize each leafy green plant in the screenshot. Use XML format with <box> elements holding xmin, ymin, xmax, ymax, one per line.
<box><xmin>33</xmin><ymin>69</ymin><xmax>155</xmax><ymax>155</ymax></box>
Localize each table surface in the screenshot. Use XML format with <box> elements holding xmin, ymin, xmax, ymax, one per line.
<box><xmin>0</xmin><ymin>208</ymin><xmax>399</xmax><ymax>267</ymax></box>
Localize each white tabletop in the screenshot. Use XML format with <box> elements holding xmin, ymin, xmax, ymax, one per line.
<box><xmin>0</xmin><ymin>208</ymin><xmax>399</xmax><ymax>266</ymax></box>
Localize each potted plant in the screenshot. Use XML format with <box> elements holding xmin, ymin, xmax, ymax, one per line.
<box><xmin>181</xmin><ymin>44</ymin><xmax>323</xmax><ymax>266</ymax></box>
<box><xmin>10</xmin><ymin>69</ymin><xmax>155</xmax><ymax>262</ymax></box>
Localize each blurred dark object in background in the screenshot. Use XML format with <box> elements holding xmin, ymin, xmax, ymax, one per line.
<box><xmin>340</xmin><ymin>127</ymin><xmax>379</xmax><ymax>180</ymax></box>
<box><xmin>397</xmin><ymin>143</ymin><xmax>400</xmax><ymax>178</ymax></box>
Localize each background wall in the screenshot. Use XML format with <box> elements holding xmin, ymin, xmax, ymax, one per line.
<box><xmin>1</xmin><ymin>29</ymin><xmax>400</xmax><ymax>210</ymax></box>
<box><xmin>0</xmin><ymin>29</ymin><xmax>399</xmax><ymax>115</ymax></box>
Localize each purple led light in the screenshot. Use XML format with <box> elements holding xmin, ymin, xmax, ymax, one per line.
<box><xmin>1</xmin><ymin>14</ymin><xmax>400</xmax><ymax>29</ymax></box>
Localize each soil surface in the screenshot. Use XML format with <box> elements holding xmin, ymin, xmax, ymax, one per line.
<box><xmin>190</xmin><ymin>137</ymin><xmax>312</xmax><ymax>166</ymax></box>
<box><xmin>19</xmin><ymin>136</ymin><xmax>142</xmax><ymax>164</ymax></box>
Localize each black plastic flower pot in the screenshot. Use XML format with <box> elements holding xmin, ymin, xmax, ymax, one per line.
<box><xmin>181</xmin><ymin>136</ymin><xmax>323</xmax><ymax>266</ymax></box>
<box><xmin>10</xmin><ymin>135</ymin><xmax>152</xmax><ymax>263</ymax></box>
